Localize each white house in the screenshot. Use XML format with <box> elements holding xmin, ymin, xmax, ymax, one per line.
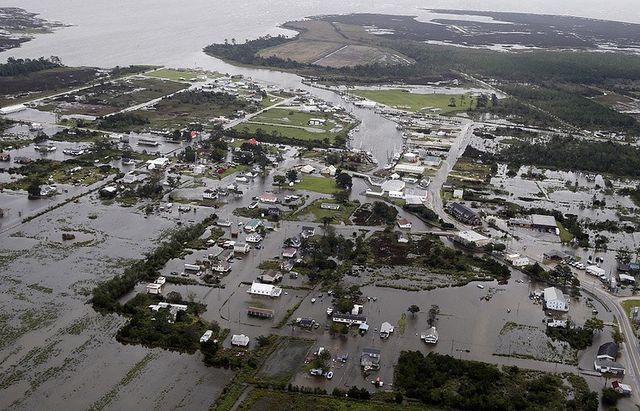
<box><xmin>259</xmin><ymin>192</ymin><xmax>278</xmax><ymax>203</ymax></box>
<box><xmin>248</xmin><ymin>282</ymin><xmax>282</xmax><ymax>297</ymax></box>
<box><xmin>282</xmin><ymin>247</ymin><xmax>297</xmax><ymax>258</ymax></box>
<box><xmin>231</xmin><ymin>334</ymin><xmax>250</xmax><ymax>347</ymax></box>
<box><xmin>397</xmin><ymin>218</ymin><xmax>412</xmax><ymax>229</ymax></box>
<box><xmin>234</xmin><ymin>243</ymin><xmax>250</xmax><ymax>254</ymax></box>
<box><xmin>299</xmin><ymin>165</ymin><xmax>315</xmax><ymax>174</ymax></box>
<box><xmin>380</xmin><ymin>322</ymin><xmax>394</xmax><ymax>339</ymax></box>
<box><xmin>212</xmin><ymin>261</ymin><xmax>231</xmax><ymax>272</ymax></box>
<box><xmin>320</xmin><ymin>165</ymin><xmax>337</xmax><ymax>176</ymax></box>
<box><xmin>245</xmin><ymin>234</ymin><xmax>263</xmax><ymax>243</ymax></box>
<box><xmin>543</xmin><ymin>287</ymin><xmax>569</xmax><ymax>312</ymax></box>
<box><xmin>146</xmin><ymin>283</ymin><xmax>163</xmax><ymax>294</ymax></box>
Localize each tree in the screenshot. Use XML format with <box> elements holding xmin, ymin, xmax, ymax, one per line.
<box><xmin>601</xmin><ymin>388</ymin><xmax>621</xmax><ymax>406</ymax></box>
<box><xmin>273</xmin><ymin>175</ymin><xmax>286</xmax><ymax>185</ymax></box>
<box><xmin>448</xmin><ymin>97</ymin><xmax>457</xmax><ymax>107</ymax></box>
<box><xmin>408</xmin><ymin>304</ymin><xmax>420</xmax><ymax>318</ymax></box>
<box><xmin>335</xmin><ymin>172</ymin><xmax>352</xmax><ymax>190</ymax></box>
<box><xmin>182</xmin><ymin>146</ymin><xmax>196</xmax><ymax>163</ymax></box>
<box><xmin>321</xmin><ymin>216</ymin><xmax>333</xmax><ymax>227</ymax></box>
<box><xmin>166</xmin><ymin>291</ymin><xmax>183</xmax><ymax>304</ymax></box>
<box><xmin>333</xmin><ymin>189</ymin><xmax>349</xmax><ymax>204</ymax></box>
<box><xmin>27</xmin><ymin>180</ymin><xmax>42</xmax><ymax>198</ymax></box>
<box><xmin>612</xmin><ymin>326</ymin><xmax>624</xmax><ymax>345</ymax></box>
<box><xmin>286</xmin><ymin>169</ymin><xmax>298</xmax><ymax>182</ymax></box>
<box><xmin>584</xmin><ymin>317</ymin><xmax>604</xmax><ymax>333</ymax></box>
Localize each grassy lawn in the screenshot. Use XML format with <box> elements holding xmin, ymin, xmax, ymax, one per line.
<box><xmin>556</xmin><ymin>222</ymin><xmax>574</xmax><ymax>243</ymax></box>
<box><xmin>234</xmin><ymin>123</ymin><xmax>335</xmax><ymax>142</ymax></box>
<box><xmin>217</xmin><ymin>164</ymin><xmax>249</xmax><ymax>178</ymax></box>
<box><xmin>146</xmin><ymin>68</ymin><xmax>217</xmax><ymax>81</ymax></box>
<box><xmin>294</xmin><ymin>176</ymin><xmax>338</xmax><ymax>194</ymax></box>
<box><xmin>291</xmin><ymin>199</ymin><xmax>358</xmax><ymax>224</ymax></box>
<box><xmin>620</xmin><ymin>300</ymin><xmax>640</xmax><ymax>318</ymax></box>
<box><xmin>352</xmin><ymin>89</ymin><xmax>479</xmax><ymax>113</ymax></box>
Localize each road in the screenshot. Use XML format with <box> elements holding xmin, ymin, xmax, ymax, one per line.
<box><xmin>425</xmin><ymin>119</ymin><xmax>475</xmax><ymax>229</ymax></box>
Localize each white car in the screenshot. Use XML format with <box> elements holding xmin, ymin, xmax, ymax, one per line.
<box><xmin>311</xmin><ymin>298</ymin><xmax>317</xmax><ymax>303</ymax></box>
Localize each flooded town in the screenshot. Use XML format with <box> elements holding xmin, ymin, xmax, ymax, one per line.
<box><xmin>2</xmin><ymin>2</ymin><xmax>640</xmax><ymax>411</ymax></box>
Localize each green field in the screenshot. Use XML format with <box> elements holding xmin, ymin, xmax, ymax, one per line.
<box><xmin>235</xmin><ymin>107</ymin><xmax>353</xmax><ymax>142</ymax></box>
<box><xmin>353</xmin><ymin>89</ymin><xmax>479</xmax><ymax>113</ymax></box>
<box><xmin>146</xmin><ymin>68</ymin><xmax>216</xmax><ymax>81</ymax></box>
<box><xmin>621</xmin><ymin>300</ymin><xmax>640</xmax><ymax>318</ymax></box>
<box><xmin>235</xmin><ymin>123</ymin><xmax>336</xmax><ymax>143</ymax></box>
<box><xmin>294</xmin><ymin>176</ymin><xmax>338</xmax><ymax>194</ymax></box>
<box><xmin>292</xmin><ymin>199</ymin><xmax>357</xmax><ymax>224</ymax></box>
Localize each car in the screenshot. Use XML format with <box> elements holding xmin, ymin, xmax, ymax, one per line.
<box><xmin>311</xmin><ymin>298</ymin><xmax>317</xmax><ymax>303</ymax></box>
<box><xmin>310</xmin><ymin>368</ymin><xmax>323</xmax><ymax>376</ymax></box>
<box><xmin>326</xmin><ymin>371</ymin><xmax>333</xmax><ymax>379</ymax></box>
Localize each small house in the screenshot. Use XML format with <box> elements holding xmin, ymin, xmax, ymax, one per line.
<box><xmin>360</xmin><ymin>347</ymin><xmax>381</xmax><ymax>370</ymax></box>
<box><xmin>320</xmin><ymin>165</ymin><xmax>337</xmax><ymax>176</ymax></box>
<box><xmin>244</xmin><ymin>219</ymin><xmax>262</xmax><ymax>233</ymax></box>
<box><xmin>397</xmin><ymin>218</ymin><xmax>412</xmax><ymax>230</ymax></box>
<box><xmin>380</xmin><ymin>322</ymin><xmax>394</xmax><ymax>339</ymax></box>
<box><xmin>212</xmin><ymin>261</ymin><xmax>231</xmax><ymax>273</ymax></box>
<box><xmin>231</xmin><ymin>334</ymin><xmax>250</xmax><ymax>347</ymax></box>
<box><xmin>299</xmin><ymin>165</ymin><xmax>315</xmax><ymax>174</ymax></box>
<box><xmin>282</xmin><ymin>247</ymin><xmax>297</xmax><ymax>258</ymax></box>
<box><xmin>301</xmin><ymin>226</ymin><xmax>315</xmax><ymax>239</ymax></box>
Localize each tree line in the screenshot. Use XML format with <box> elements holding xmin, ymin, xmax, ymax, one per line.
<box><xmin>0</xmin><ymin>56</ymin><xmax>62</xmax><ymax>77</ymax></box>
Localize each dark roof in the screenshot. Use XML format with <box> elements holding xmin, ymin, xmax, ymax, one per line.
<box><xmin>447</xmin><ymin>202</ymin><xmax>477</xmax><ymax>218</ymax></box>
<box><xmin>362</xmin><ymin>347</ymin><xmax>381</xmax><ymax>355</ymax></box>
<box><xmin>544</xmin><ymin>250</ymin><xmax>568</xmax><ymax>259</ymax></box>
<box><xmin>598</xmin><ymin>342</ymin><xmax>618</xmax><ymax>358</ymax></box>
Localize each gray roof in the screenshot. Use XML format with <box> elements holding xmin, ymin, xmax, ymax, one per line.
<box><xmin>531</xmin><ymin>214</ymin><xmax>557</xmax><ymax>228</ymax></box>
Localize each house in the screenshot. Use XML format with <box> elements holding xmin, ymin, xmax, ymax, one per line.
<box><xmin>234</xmin><ymin>243</ymin><xmax>250</xmax><ymax>254</ymax></box>
<box><xmin>146</xmin><ymin>283</ymin><xmax>163</xmax><ymax>294</ymax></box>
<box><xmin>360</xmin><ymin>347</ymin><xmax>381</xmax><ymax>370</ymax></box>
<box><xmin>212</xmin><ymin>261</ymin><xmax>231</xmax><ymax>273</ymax></box>
<box><xmin>543</xmin><ymin>287</ymin><xmax>569</xmax><ymax>312</ymax></box>
<box><xmin>146</xmin><ymin>157</ymin><xmax>170</xmax><ymax>170</ymax></box>
<box><xmin>359</xmin><ymin>323</ymin><xmax>370</xmax><ymax>334</ymax></box>
<box><xmin>320</xmin><ymin>165</ymin><xmax>337</xmax><ymax>176</ymax></box>
<box><xmin>247</xmin><ymin>306</ymin><xmax>273</xmax><ymax>318</ymax></box>
<box><xmin>351</xmin><ymin>304</ymin><xmax>363</xmax><ymax>315</ymax></box>
<box><xmin>231</xmin><ymin>334</ymin><xmax>250</xmax><ymax>347</ymax></box>
<box><xmin>259</xmin><ymin>192</ymin><xmax>278</xmax><ymax>203</ymax></box>
<box><xmin>397</xmin><ymin>218</ymin><xmax>412</xmax><ymax>230</ymax></box>
<box><xmin>122</xmin><ymin>172</ymin><xmax>139</xmax><ymax>184</ymax></box>
<box><xmin>421</xmin><ymin>326</ymin><xmax>439</xmax><ymax>344</ymax></box>
<box><xmin>297</xmin><ymin>317</ymin><xmax>315</xmax><ymax>328</ymax></box>
<box><xmin>282</xmin><ymin>247</ymin><xmax>297</xmax><ymax>258</ymax></box>
<box><xmin>612</xmin><ymin>381</ymin><xmax>632</xmax><ymax>395</ymax></box>
<box><xmin>546</xmin><ymin>319</ymin><xmax>568</xmax><ymax>329</ymax></box>
<box><xmin>446</xmin><ymin>202</ymin><xmax>481</xmax><ymax>225</ymax></box>
<box><xmin>543</xmin><ymin>250</ymin><xmax>569</xmax><ymax>262</ymax></box>
<box><xmin>332</xmin><ymin>313</ymin><xmax>367</xmax><ymax>326</ymax></box>
<box><xmin>148</xmin><ymin>302</ymin><xmax>188</xmax><ymax>323</ymax></box>
<box><xmin>244</xmin><ymin>218</ymin><xmax>262</xmax><ymax>232</ymax></box>
<box><xmin>597</xmin><ymin>342</ymin><xmax>618</xmax><ymax>361</ymax></box>
<box><xmin>388</xmin><ymin>190</ymin><xmax>404</xmax><ymax>199</ymax></box>
<box><xmin>320</xmin><ymin>203</ymin><xmax>340</xmax><ymax>210</ymax></box>
<box><xmin>259</xmin><ymin>270</ymin><xmax>282</xmax><ymax>284</ymax></box>
<box><xmin>505</xmin><ymin>254</ymin><xmax>530</xmax><ymax>267</ymax></box>
<box><xmin>248</xmin><ymin>282</ymin><xmax>282</xmax><ymax>297</ymax></box>
<box><xmin>299</xmin><ymin>165</ymin><xmax>315</xmax><ymax>174</ymax></box>
<box><xmin>594</xmin><ymin>359</ymin><xmax>625</xmax><ymax>375</ymax></box>
<box><xmin>301</xmin><ymin>226</ymin><xmax>315</xmax><ymax>239</ymax></box>
<box><xmin>308</xmin><ymin>118</ymin><xmax>326</xmax><ymax>126</ymax></box>
<box><xmin>218</xmin><ymin>249</ymin><xmax>233</xmax><ymax>261</ymax></box>
<box><xmin>285</xmin><ymin>237</ymin><xmax>302</xmax><ymax>248</ymax></box>
<box><xmin>380</xmin><ymin>322</ymin><xmax>394</xmax><ymax>339</ymax></box>
<box><xmin>245</xmin><ymin>234</ymin><xmax>263</xmax><ymax>243</ymax></box>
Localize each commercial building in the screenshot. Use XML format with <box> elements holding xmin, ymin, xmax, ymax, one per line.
<box><xmin>446</xmin><ymin>202</ymin><xmax>481</xmax><ymax>225</ymax></box>
<box><xmin>248</xmin><ymin>282</ymin><xmax>282</xmax><ymax>297</ymax></box>
<box><xmin>543</xmin><ymin>287</ymin><xmax>569</xmax><ymax>312</ymax></box>
<box><xmin>454</xmin><ymin>230</ymin><xmax>491</xmax><ymax>248</ymax></box>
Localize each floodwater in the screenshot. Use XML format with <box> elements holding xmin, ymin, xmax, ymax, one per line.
<box><xmin>0</xmin><ymin>1</ymin><xmax>638</xmax><ymax>409</ymax></box>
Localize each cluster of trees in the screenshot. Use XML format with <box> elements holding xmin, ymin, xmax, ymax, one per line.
<box><xmin>503</xmin><ymin>84</ymin><xmax>640</xmax><ymax>134</ymax></box>
<box><xmin>116</xmin><ymin>293</ymin><xmax>211</xmax><ymax>353</ymax></box>
<box><xmin>91</xmin><ymin>215</ymin><xmax>217</xmax><ymax>312</ymax></box>
<box><xmin>227</xmin><ymin>127</ymin><xmax>336</xmax><ymax>149</ymax></box>
<box><xmin>371</xmin><ymin>201</ymin><xmax>398</xmax><ymax>225</ymax></box>
<box><xmin>546</xmin><ymin>318</ymin><xmax>603</xmax><ymax>350</ymax></box>
<box><xmin>204</xmin><ymin>35</ymin><xmax>306</xmax><ymax>68</ymax></box>
<box><xmin>331</xmin><ymin>386</ymin><xmax>371</xmax><ymax>400</ymax></box>
<box><xmin>97</xmin><ymin>112</ymin><xmax>149</xmax><ymax>131</ymax></box>
<box><xmin>395</xmin><ymin>351</ymin><xmax>597</xmax><ymax>410</ymax></box>
<box><xmin>0</xmin><ymin>56</ymin><xmax>61</xmax><ymax>76</ymax></box>
<box><xmin>500</xmin><ymin>135</ymin><xmax>640</xmax><ymax>177</ymax></box>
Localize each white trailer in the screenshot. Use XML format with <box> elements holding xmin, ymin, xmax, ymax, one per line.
<box><xmin>184</xmin><ymin>263</ymin><xmax>201</xmax><ymax>272</ymax></box>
